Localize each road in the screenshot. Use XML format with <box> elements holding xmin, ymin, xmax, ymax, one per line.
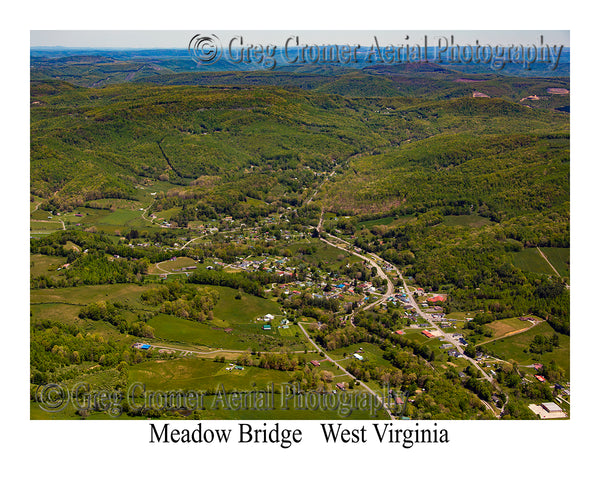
<box><xmin>315</xmin><ymin>210</ymin><xmax>506</xmax><ymax>416</ymax></box>
<box><xmin>297</xmin><ymin>322</ymin><xmax>394</xmax><ymax>419</ymax></box>
<box><xmin>319</xmin><ymin>234</ymin><xmax>394</xmax><ymax>312</ymax></box>
<box><xmin>476</xmin><ymin>319</ymin><xmax>543</xmax><ymax>347</ymax></box>
<box><xmin>536</xmin><ymin>247</ymin><xmax>562</xmax><ymax>278</ymax></box>
<box><xmin>149</xmin><ymin>343</ymin><xmax>315</xmax><ymax>356</ymax></box>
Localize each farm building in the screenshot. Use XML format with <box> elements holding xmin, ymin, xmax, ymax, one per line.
<box><xmin>353</xmin><ymin>353</ymin><xmax>364</xmax><ymax>361</ymax></box>
<box><xmin>421</xmin><ymin>330</ymin><xmax>434</xmax><ymax>338</ymax></box>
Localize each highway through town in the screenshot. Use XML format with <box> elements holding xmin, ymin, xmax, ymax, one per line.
<box><xmin>315</xmin><ymin>211</ymin><xmax>506</xmax><ymax>416</ymax></box>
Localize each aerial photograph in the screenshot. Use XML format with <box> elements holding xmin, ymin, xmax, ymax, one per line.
<box><xmin>29</xmin><ymin>30</ymin><xmax>570</xmax><ymax>422</ymax></box>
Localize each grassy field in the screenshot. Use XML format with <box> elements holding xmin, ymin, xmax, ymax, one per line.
<box><xmin>211</xmin><ymin>286</ymin><xmax>281</xmax><ymax>326</ymax></box>
<box><xmin>358</xmin><ymin>216</ymin><xmax>396</xmax><ymax>228</ymax></box>
<box><xmin>512</xmin><ymin>248</ymin><xmax>555</xmax><ymax>275</ymax></box>
<box><xmin>539</xmin><ymin>247</ymin><xmax>570</xmax><ymax>277</ymax></box>
<box><xmin>278</xmin><ymin>325</ymin><xmax>302</xmax><ymax>337</ymax></box>
<box><xmin>328</xmin><ymin>342</ymin><xmax>392</xmax><ymax>367</ymax></box>
<box><xmin>149</xmin><ymin>314</ymin><xmax>260</xmax><ymax>350</ymax></box>
<box><xmin>127</xmin><ymin>356</ymin><xmax>293</xmax><ymax>390</ymax></box>
<box><xmin>30</xmin><ymin>283</ymin><xmax>150</xmax><ymax>308</ymax></box>
<box><xmin>483</xmin><ymin>322</ymin><xmax>570</xmax><ymax>374</ymax></box>
<box><xmin>487</xmin><ymin>317</ymin><xmax>534</xmax><ymax>337</ymax></box>
<box><xmin>441</xmin><ymin>214</ymin><xmax>493</xmax><ymax>227</ymax></box>
<box><xmin>150</xmin><ymin>256</ymin><xmax>197</xmax><ymax>273</ymax></box>
<box><xmin>30</xmin><ymin>220</ymin><xmax>63</xmax><ymax>232</ymax></box>
<box><xmin>30</xmin><ymin>254</ymin><xmax>68</xmax><ymax>277</ymax></box>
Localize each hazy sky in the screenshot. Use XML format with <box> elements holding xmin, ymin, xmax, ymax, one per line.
<box><xmin>31</xmin><ymin>30</ymin><xmax>570</xmax><ymax>49</ymax></box>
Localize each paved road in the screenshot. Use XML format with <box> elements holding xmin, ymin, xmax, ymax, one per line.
<box><xmin>317</xmin><ymin>213</ymin><xmax>506</xmax><ymax>416</ymax></box>
<box><xmin>297</xmin><ymin>322</ymin><xmax>394</xmax><ymax>419</ymax></box>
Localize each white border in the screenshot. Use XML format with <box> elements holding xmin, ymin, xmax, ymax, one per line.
<box><xmin>5</xmin><ymin>1</ymin><xmax>597</xmax><ymax>477</ymax></box>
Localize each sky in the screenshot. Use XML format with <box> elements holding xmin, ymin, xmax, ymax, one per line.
<box><xmin>30</xmin><ymin>30</ymin><xmax>570</xmax><ymax>49</ymax></box>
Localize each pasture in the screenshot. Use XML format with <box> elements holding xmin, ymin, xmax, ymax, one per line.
<box><xmin>483</xmin><ymin>322</ymin><xmax>570</xmax><ymax>373</ymax></box>
<box><xmin>441</xmin><ymin>214</ymin><xmax>493</xmax><ymax>227</ymax></box>
<box><xmin>512</xmin><ymin>248</ymin><xmax>555</xmax><ymax>275</ymax></box>
<box><xmin>539</xmin><ymin>247</ymin><xmax>570</xmax><ymax>277</ymax></box>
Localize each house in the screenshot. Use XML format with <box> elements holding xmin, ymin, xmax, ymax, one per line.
<box><xmin>310</xmin><ymin>360</ymin><xmax>320</xmax><ymax>367</ymax></box>
<box><xmin>534</xmin><ymin>375</ymin><xmax>546</xmax><ymax>382</ymax></box>
<box><xmin>336</xmin><ymin>383</ymin><xmax>346</xmax><ymax>391</ymax></box>
<box><xmin>263</xmin><ymin>324</ymin><xmax>272</xmax><ymax>331</ymax></box>
<box><xmin>353</xmin><ymin>353</ymin><xmax>364</xmax><ymax>361</ymax></box>
<box><xmin>264</xmin><ymin>314</ymin><xmax>275</xmax><ymax>321</ymax></box>
<box><xmin>395</xmin><ymin>330</ymin><xmax>405</xmax><ymax>335</ymax></box>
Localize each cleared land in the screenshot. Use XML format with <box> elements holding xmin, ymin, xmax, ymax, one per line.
<box><xmin>483</xmin><ymin>322</ymin><xmax>569</xmax><ymax>373</ymax></box>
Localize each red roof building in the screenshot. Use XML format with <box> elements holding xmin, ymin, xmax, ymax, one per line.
<box><xmin>428</xmin><ymin>295</ymin><xmax>446</xmax><ymax>303</ymax></box>
<box><xmin>422</xmin><ymin>330</ymin><xmax>434</xmax><ymax>338</ymax></box>
<box><xmin>535</xmin><ymin>375</ymin><xmax>546</xmax><ymax>382</ymax></box>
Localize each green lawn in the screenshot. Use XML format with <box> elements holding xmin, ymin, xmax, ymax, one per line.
<box><xmin>328</xmin><ymin>342</ymin><xmax>392</xmax><ymax>367</ymax></box>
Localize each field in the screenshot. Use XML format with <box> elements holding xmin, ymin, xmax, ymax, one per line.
<box><xmin>149</xmin><ymin>314</ymin><xmax>260</xmax><ymax>350</ymax></box>
<box><xmin>512</xmin><ymin>248</ymin><xmax>555</xmax><ymax>275</ymax></box>
<box><xmin>358</xmin><ymin>216</ymin><xmax>396</xmax><ymax>228</ymax></box>
<box><xmin>211</xmin><ymin>286</ymin><xmax>281</xmax><ymax>326</ymax></box>
<box><xmin>150</xmin><ymin>256</ymin><xmax>197</xmax><ymax>274</ymax></box>
<box><xmin>30</xmin><ymin>254</ymin><xmax>67</xmax><ymax>277</ymax></box>
<box><xmin>30</xmin><ymin>283</ymin><xmax>150</xmax><ymax>308</ymax></box>
<box><xmin>486</xmin><ymin>317</ymin><xmax>535</xmax><ymax>339</ymax></box>
<box><xmin>441</xmin><ymin>214</ymin><xmax>493</xmax><ymax>227</ymax></box>
<box><xmin>483</xmin><ymin>322</ymin><xmax>570</xmax><ymax>373</ymax></box>
<box><xmin>539</xmin><ymin>247</ymin><xmax>570</xmax><ymax>277</ymax></box>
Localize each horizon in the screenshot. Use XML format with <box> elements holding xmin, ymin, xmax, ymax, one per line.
<box><xmin>30</xmin><ymin>30</ymin><xmax>570</xmax><ymax>49</ymax></box>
